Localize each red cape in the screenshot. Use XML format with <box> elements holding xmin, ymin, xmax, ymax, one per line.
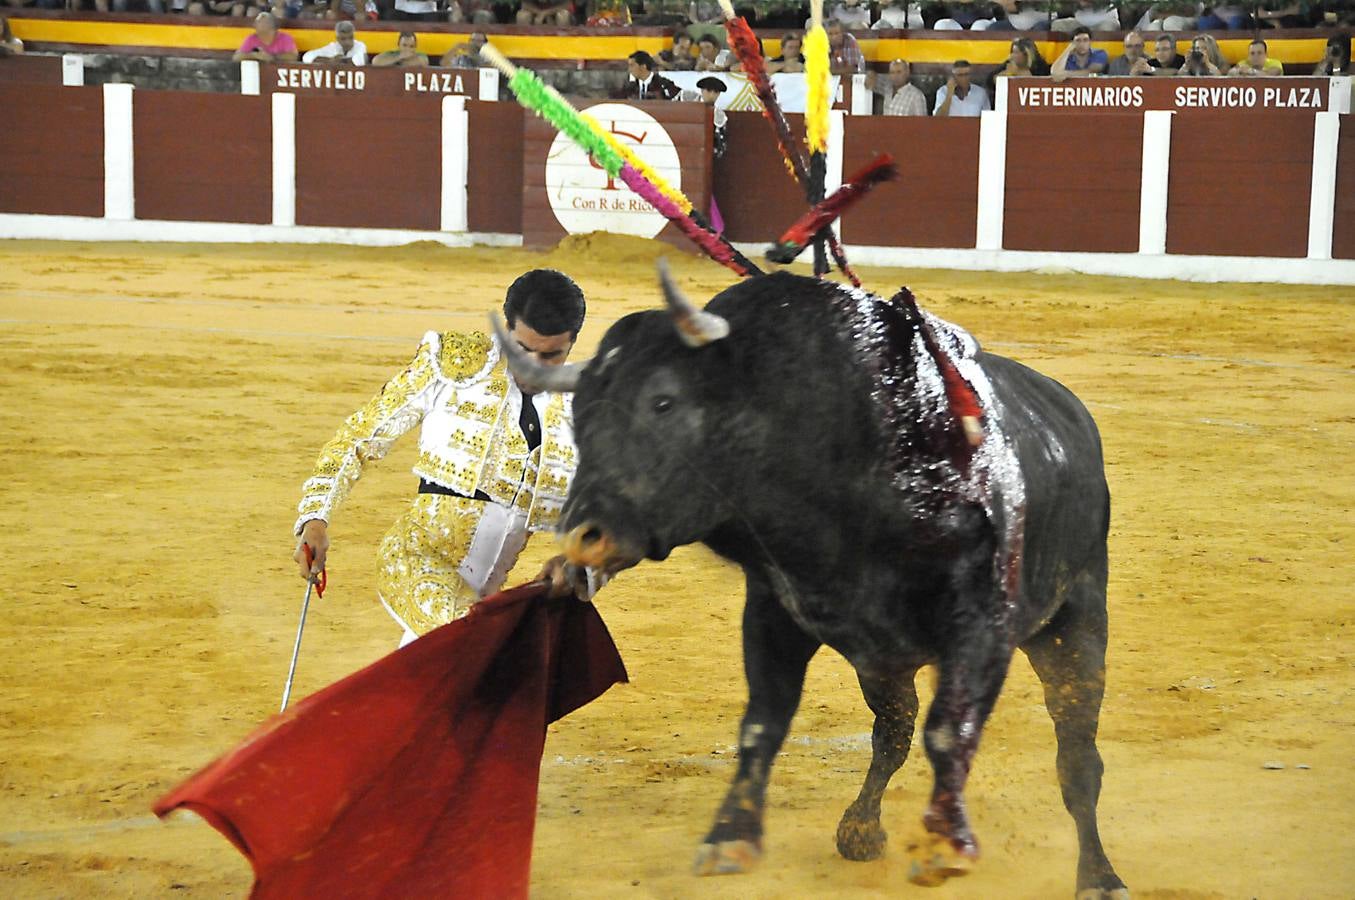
<box><xmin>153</xmin><ymin>583</ymin><xmax>627</xmax><ymax>899</ymax></box>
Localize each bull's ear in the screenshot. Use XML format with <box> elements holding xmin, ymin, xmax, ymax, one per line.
<box><xmin>489</xmin><ymin>314</ymin><xmax>586</xmax><ymax>394</ymax></box>
<box><xmin>659</xmin><ymin>259</ymin><xmax>729</xmax><ymax>348</ymax></box>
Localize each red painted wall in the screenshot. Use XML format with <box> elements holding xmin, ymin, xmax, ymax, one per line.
<box><xmin>0</xmin><ymin>84</ymin><xmax>103</xmax><ymax>218</ymax></box>
<box><xmin>134</xmin><ymin>91</ymin><xmax>271</xmax><ymax>224</ymax></box>
<box><xmin>1332</xmin><ymin>116</ymin><xmax>1355</xmax><ymax>261</ymax></box>
<box><xmin>467</xmin><ymin>100</ymin><xmax>523</xmax><ymax>235</ymax></box>
<box><xmin>295</xmin><ymin>95</ymin><xmax>440</xmax><ymax>231</ymax></box>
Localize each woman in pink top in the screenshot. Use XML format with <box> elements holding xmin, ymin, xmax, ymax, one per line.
<box><xmin>232</xmin><ymin>13</ymin><xmax>300</xmax><ymax>63</ymax></box>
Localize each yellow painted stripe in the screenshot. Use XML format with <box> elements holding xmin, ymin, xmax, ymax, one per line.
<box><xmin>7</xmin><ymin>17</ymin><xmax>1328</xmax><ymax>65</ymax></box>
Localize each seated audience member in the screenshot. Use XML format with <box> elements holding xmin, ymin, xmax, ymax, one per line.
<box><xmin>866</xmin><ymin>58</ymin><xmax>927</xmax><ymax>116</ymax></box>
<box><xmin>233</xmin><ymin>13</ymin><xmax>299</xmax><ymax>63</ymax></box>
<box><xmin>688</xmin><ymin>0</ymin><xmax>723</xmax><ymax>25</ymax></box>
<box><xmin>303</xmin><ymin>21</ymin><xmax>367</xmax><ymax>64</ymax></box>
<box><xmin>934</xmin><ymin>59</ymin><xmax>989</xmax><ymax>116</ymax></box>
<box><xmin>626</xmin><ymin>50</ymin><xmax>681</xmax><ymax>100</ymax></box>
<box><xmin>325</xmin><ymin>0</ymin><xmax>383</xmax><ymax>22</ymax></box>
<box><xmin>1052</xmin><ymin>26</ymin><xmax>1108</xmax><ymax>81</ymax></box>
<box><xmin>990</xmin><ymin>0</ymin><xmax>1052</xmax><ymax>30</ymax></box>
<box><xmin>392</xmin><ymin>0</ymin><xmax>442</xmax><ymax>22</ymax></box>
<box><xmin>447</xmin><ymin>0</ymin><xmax>495</xmax><ymax>23</ymax></box>
<box><xmin>1182</xmin><ymin>34</ymin><xmax>1228</xmax><ymax>75</ymax></box>
<box><xmin>872</xmin><ymin>0</ymin><xmax>925</xmax><ymax>30</ymax></box>
<box><xmin>1109</xmin><ymin>30</ymin><xmax>1154</xmax><ymax>76</ymax></box>
<box><xmin>766</xmin><ymin>32</ymin><xmax>805</xmax><ymax>74</ymax></box>
<box><xmin>517</xmin><ymin>0</ymin><xmax>572</xmax><ymax>25</ymax></box>
<box><xmin>694</xmin><ymin>34</ymin><xmax>732</xmax><ymax>72</ymax></box>
<box><xmin>658</xmin><ymin>30</ymin><xmax>696</xmax><ymax>70</ymax></box>
<box><xmin>1149</xmin><ymin>33</ymin><xmax>1185</xmax><ymax>74</ymax></box>
<box><xmin>933</xmin><ymin>1</ymin><xmax>1000</xmax><ymax>30</ymax></box>
<box><xmin>441</xmin><ymin>31</ymin><xmax>487</xmax><ymax>67</ymax></box>
<box><xmin>1197</xmin><ymin>4</ymin><xmax>1250</xmax><ymax>29</ymax></box>
<box><xmin>1052</xmin><ymin>0</ymin><xmax>1118</xmax><ymax>33</ymax></box>
<box><xmin>372</xmin><ymin>30</ymin><xmax>429</xmax><ymax>66</ymax></box>
<box><xmin>1313</xmin><ymin>35</ymin><xmax>1351</xmax><ymax>75</ymax></box>
<box><xmin>1137</xmin><ymin>3</ymin><xmax>1198</xmax><ymax>32</ymax></box>
<box><xmin>0</xmin><ymin>15</ymin><xmax>22</xmax><ymax>57</ymax></box>
<box><xmin>1229</xmin><ymin>38</ymin><xmax>1283</xmax><ymax>76</ymax></box>
<box><xmin>1256</xmin><ymin>2</ymin><xmax>1322</xmax><ymax>28</ymax></box>
<box><xmin>991</xmin><ymin>36</ymin><xmax>1049</xmax><ymax>84</ymax></box>
<box><xmin>831</xmin><ymin>0</ymin><xmax>870</xmax><ymax>30</ymax></box>
<box><xmin>827</xmin><ymin>19</ymin><xmax>866</xmax><ymax>74</ymax></box>
<box><xmin>587</xmin><ymin>0</ymin><xmax>631</xmax><ymax>26</ymax></box>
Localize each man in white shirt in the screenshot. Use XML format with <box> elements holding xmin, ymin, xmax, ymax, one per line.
<box><xmin>302</xmin><ymin>21</ymin><xmax>367</xmax><ymax>66</ymax></box>
<box><xmin>933</xmin><ymin>59</ymin><xmax>989</xmax><ymax>117</ymax></box>
<box><xmin>866</xmin><ymin>58</ymin><xmax>928</xmax><ymax>116</ymax></box>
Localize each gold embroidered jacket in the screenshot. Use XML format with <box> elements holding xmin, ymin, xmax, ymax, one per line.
<box><xmin>294</xmin><ymin>330</ymin><xmax>577</xmax><ymax>535</ymax></box>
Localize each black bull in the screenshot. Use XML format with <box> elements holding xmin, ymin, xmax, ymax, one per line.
<box><xmin>504</xmin><ymin>270</ymin><xmax>1127</xmax><ymax>898</ymax></box>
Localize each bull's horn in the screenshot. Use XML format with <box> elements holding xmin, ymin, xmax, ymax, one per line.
<box><xmin>659</xmin><ymin>259</ymin><xmax>729</xmax><ymax>348</ymax></box>
<box><xmin>488</xmin><ymin>314</ymin><xmax>586</xmax><ymax>394</ymax></box>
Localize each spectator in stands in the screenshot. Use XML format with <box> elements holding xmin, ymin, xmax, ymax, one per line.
<box><xmin>1149</xmin><ymin>33</ymin><xmax>1185</xmax><ymax>74</ymax></box>
<box><xmin>872</xmin><ymin>0</ymin><xmax>925</xmax><ymax>30</ymax></box>
<box><xmin>441</xmin><ymin>31</ymin><xmax>487</xmax><ymax>67</ymax></box>
<box><xmin>989</xmin><ymin>0</ymin><xmax>1052</xmax><ymax>31</ymax></box>
<box><xmin>1257</xmin><ymin>2</ymin><xmax>1323</xmax><ymax>29</ymax></box>
<box><xmin>1198</xmin><ymin>4</ymin><xmax>1251</xmax><ymax>29</ymax></box>
<box><xmin>303</xmin><ymin>21</ymin><xmax>367</xmax><ymax>64</ymax></box>
<box><xmin>392</xmin><ymin>0</ymin><xmax>444</xmax><ymax>22</ymax></box>
<box><xmin>1052</xmin><ymin>0</ymin><xmax>1119</xmax><ymax>33</ymax></box>
<box><xmin>372</xmin><ymin>31</ymin><xmax>430</xmax><ymax>66</ymax></box>
<box><xmin>766</xmin><ymin>31</ymin><xmax>804</xmax><ymax>74</ymax></box>
<box><xmin>587</xmin><ymin>0</ymin><xmax>631</xmax><ymax>26</ymax></box>
<box><xmin>517</xmin><ymin>0</ymin><xmax>572</xmax><ymax>25</ymax></box>
<box><xmin>1182</xmin><ymin>34</ymin><xmax>1228</xmax><ymax>75</ymax></box>
<box><xmin>831</xmin><ymin>0</ymin><xmax>870</xmax><ymax>30</ymax></box>
<box><xmin>932</xmin><ymin>2</ymin><xmax>1000</xmax><ymax>30</ymax></box>
<box><xmin>866</xmin><ymin>58</ymin><xmax>927</xmax><ymax>116</ymax></box>
<box><xmin>1313</xmin><ymin>35</ymin><xmax>1351</xmax><ymax>75</ymax></box>
<box><xmin>1137</xmin><ymin>3</ymin><xmax>1198</xmax><ymax>32</ymax></box>
<box><xmin>933</xmin><ymin>59</ymin><xmax>989</xmax><ymax>116</ymax></box>
<box><xmin>688</xmin><ymin>0</ymin><xmax>723</xmax><ymax>26</ymax></box>
<box><xmin>1109</xmin><ymin>30</ymin><xmax>1154</xmax><ymax>76</ymax></box>
<box><xmin>826</xmin><ymin>19</ymin><xmax>866</xmax><ymax>74</ymax></box>
<box><xmin>0</xmin><ymin>15</ymin><xmax>22</xmax><ymax>57</ymax></box>
<box><xmin>1229</xmin><ymin>38</ymin><xmax>1284</xmax><ymax>76</ymax></box>
<box><xmin>626</xmin><ymin>50</ymin><xmax>681</xmax><ymax>100</ymax></box>
<box><xmin>447</xmin><ymin>0</ymin><xmax>495</xmax><ymax>23</ymax></box>
<box><xmin>233</xmin><ymin>13</ymin><xmax>299</xmax><ymax>63</ymax></box>
<box><xmin>694</xmin><ymin>34</ymin><xmax>731</xmax><ymax>72</ymax></box>
<box><xmin>991</xmin><ymin>36</ymin><xmax>1050</xmax><ymax>82</ymax></box>
<box><xmin>1051</xmin><ymin>25</ymin><xmax>1108</xmax><ymax>81</ymax></box>
<box><xmin>658</xmin><ymin>30</ymin><xmax>696</xmax><ymax>70</ymax></box>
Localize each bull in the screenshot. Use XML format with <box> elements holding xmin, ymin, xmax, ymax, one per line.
<box><xmin>495</xmin><ymin>266</ymin><xmax>1128</xmax><ymax>898</ymax></box>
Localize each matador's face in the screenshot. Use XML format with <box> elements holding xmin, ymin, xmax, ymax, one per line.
<box><xmin>508</xmin><ymin>321</ymin><xmax>575</xmax><ymax>370</ymax></box>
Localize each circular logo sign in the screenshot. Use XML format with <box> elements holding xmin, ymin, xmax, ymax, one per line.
<box><xmin>544</xmin><ymin>103</ymin><xmax>682</xmax><ymax>240</ymax></box>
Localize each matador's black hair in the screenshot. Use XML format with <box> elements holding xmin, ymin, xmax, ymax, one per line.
<box><xmin>503</xmin><ymin>269</ymin><xmax>586</xmax><ymax>339</ymax></box>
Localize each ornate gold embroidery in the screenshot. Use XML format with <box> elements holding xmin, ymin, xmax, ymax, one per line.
<box><xmin>377</xmin><ymin>494</ymin><xmax>482</xmax><ymax>635</ymax></box>
<box><xmin>435</xmin><ymin>331</ymin><xmax>493</xmax><ymax>383</ymax></box>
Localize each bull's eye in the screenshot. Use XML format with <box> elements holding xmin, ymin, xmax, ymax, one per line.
<box><xmin>652</xmin><ymin>395</ymin><xmax>675</xmax><ymax>415</ymax></box>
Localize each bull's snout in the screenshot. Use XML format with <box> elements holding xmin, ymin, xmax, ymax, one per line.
<box><xmin>562</xmin><ymin>523</ymin><xmax>622</xmax><ymax>570</ymax></box>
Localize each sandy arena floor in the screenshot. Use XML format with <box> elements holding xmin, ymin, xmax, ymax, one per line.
<box><xmin>0</xmin><ymin>236</ymin><xmax>1351</xmax><ymax>899</ymax></box>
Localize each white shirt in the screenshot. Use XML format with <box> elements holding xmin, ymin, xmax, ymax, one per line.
<box><xmin>831</xmin><ymin>3</ymin><xmax>871</xmax><ymax>29</ymax></box>
<box><xmin>872</xmin><ymin>4</ymin><xmax>924</xmax><ymax>28</ymax></box>
<box><xmin>302</xmin><ymin>39</ymin><xmax>368</xmax><ymax>65</ymax></box>
<box><xmin>933</xmin><ymin>83</ymin><xmax>989</xmax><ymax>117</ymax></box>
<box><xmin>394</xmin><ymin>0</ymin><xmax>438</xmax><ymax>13</ymax></box>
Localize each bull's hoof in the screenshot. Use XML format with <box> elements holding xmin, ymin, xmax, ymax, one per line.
<box><xmin>905</xmin><ymin>829</ymin><xmax>975</xmax><ymax>887</ymax></box>
<box><xmin>693</xmin><ymin>839</ymin><xmax>761</xmax><ymax>876</ymax></box>
<box><xmin>835</xmin><ymin>817</ymin><xmax>887</xmax><ymax>861</ymax></box>
<box><xmin>1076</xmin><ymin>889</ymin><xmax>1130</xmax><ymax>900</ymax></box>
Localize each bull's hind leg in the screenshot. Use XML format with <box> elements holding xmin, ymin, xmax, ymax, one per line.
<box><xmin>835</xmin><ymin>669</ymin><xmax>920</xmax><ymax>861</ymax></box>
<box><xmin>1020</xmin><ymin>568</ymin><xmax>1128</xmax><ymax>900</ymax></box>
<box><xmin>694</xmin><ymin>573</ymin><xmax>820</xmax><ymax>876</ymax></box>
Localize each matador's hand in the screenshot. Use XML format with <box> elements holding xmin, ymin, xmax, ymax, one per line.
<box><xmin>294</xmin><ymin>520</ymin><xmax>330</xmax><ymax>582</ymax></box>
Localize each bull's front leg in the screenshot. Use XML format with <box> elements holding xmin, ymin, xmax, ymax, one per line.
<box><xmin>694</xmin><ymin>571</ymin><xmax>820</xmax><ymax>876</ymax></box>
<box><xmin>911</xmin><ymin>546</ymin><xmax>1015</xmax><ymax>887</ymax></box>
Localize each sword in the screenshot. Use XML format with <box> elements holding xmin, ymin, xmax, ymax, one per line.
<box><xmin>280</xmin><ymin>543</ymin><xmax>326</xmax><ymax>713</ymax></box>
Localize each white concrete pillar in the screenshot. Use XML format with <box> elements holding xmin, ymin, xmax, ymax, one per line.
<box><xmin>441</xmin><ymin>95</ymin><xmax>470</xmax><ymax>232</ymax></box>
<box><xmin>62</xmin><ymin>54</ymin><xmax>85</xmax><ymax>87</ymax></box>
<box><xmin>850</xmin><ymin>74</ymin><xmax>873</xmax><ymax>116</ymax></box>
<box><xmin>992</xmin><ymin>75</ymin><xmax>1009</xmax><ymax>113</ymax></box>
<box><xmin>241</xmin><ymin>60</ymin><xmax>261</xmax><ymax>97</ymax></box>
<box><xmin>1327</xmin><ymin>75</ymin><xmax>1351</xmax><ymax>114</ymax></box>
<box><xmin>824</xmin><ymin>108</ymin><xmax>846</xmax><ymax>239</ymax></box>
<box><xmin>271</xmin><ymin>92</ymin><xmax>296</xmax><ymax>228</ymax></box>
<box><xmin>975</xmin><ymin>109</ymin><xmax>1007</xmax><ymax>251</ymax></box>
<box><xmin>1307</xmin><ymin>111</ymin><xmax>1340</xmax><ymax>261</ymax></box>
<box><xmin>478</xmin><ymin>67</ymin><xmax>499</xmax><ymax>102</ymax></box>
<box><xmin>102</xmin><ymin>83</ymin><xmax>135</xmax><ymax>221</ymax></box>
<box><xmin>1139</xmin><ymin>110</ymin><xmax>1173</xmax><ymax>256</ymax></box>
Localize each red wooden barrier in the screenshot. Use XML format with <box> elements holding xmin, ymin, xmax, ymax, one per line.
<box><xmin>0</xmin><ymin>83</ymin><xmax>103</xmax><ymax>218</ymax></box>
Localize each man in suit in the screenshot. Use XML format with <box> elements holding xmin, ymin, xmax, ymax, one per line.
<box><xmin>625</xmin><ymin>51</ymin><xmax>681</xmax><ymax>101</ymax></box>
